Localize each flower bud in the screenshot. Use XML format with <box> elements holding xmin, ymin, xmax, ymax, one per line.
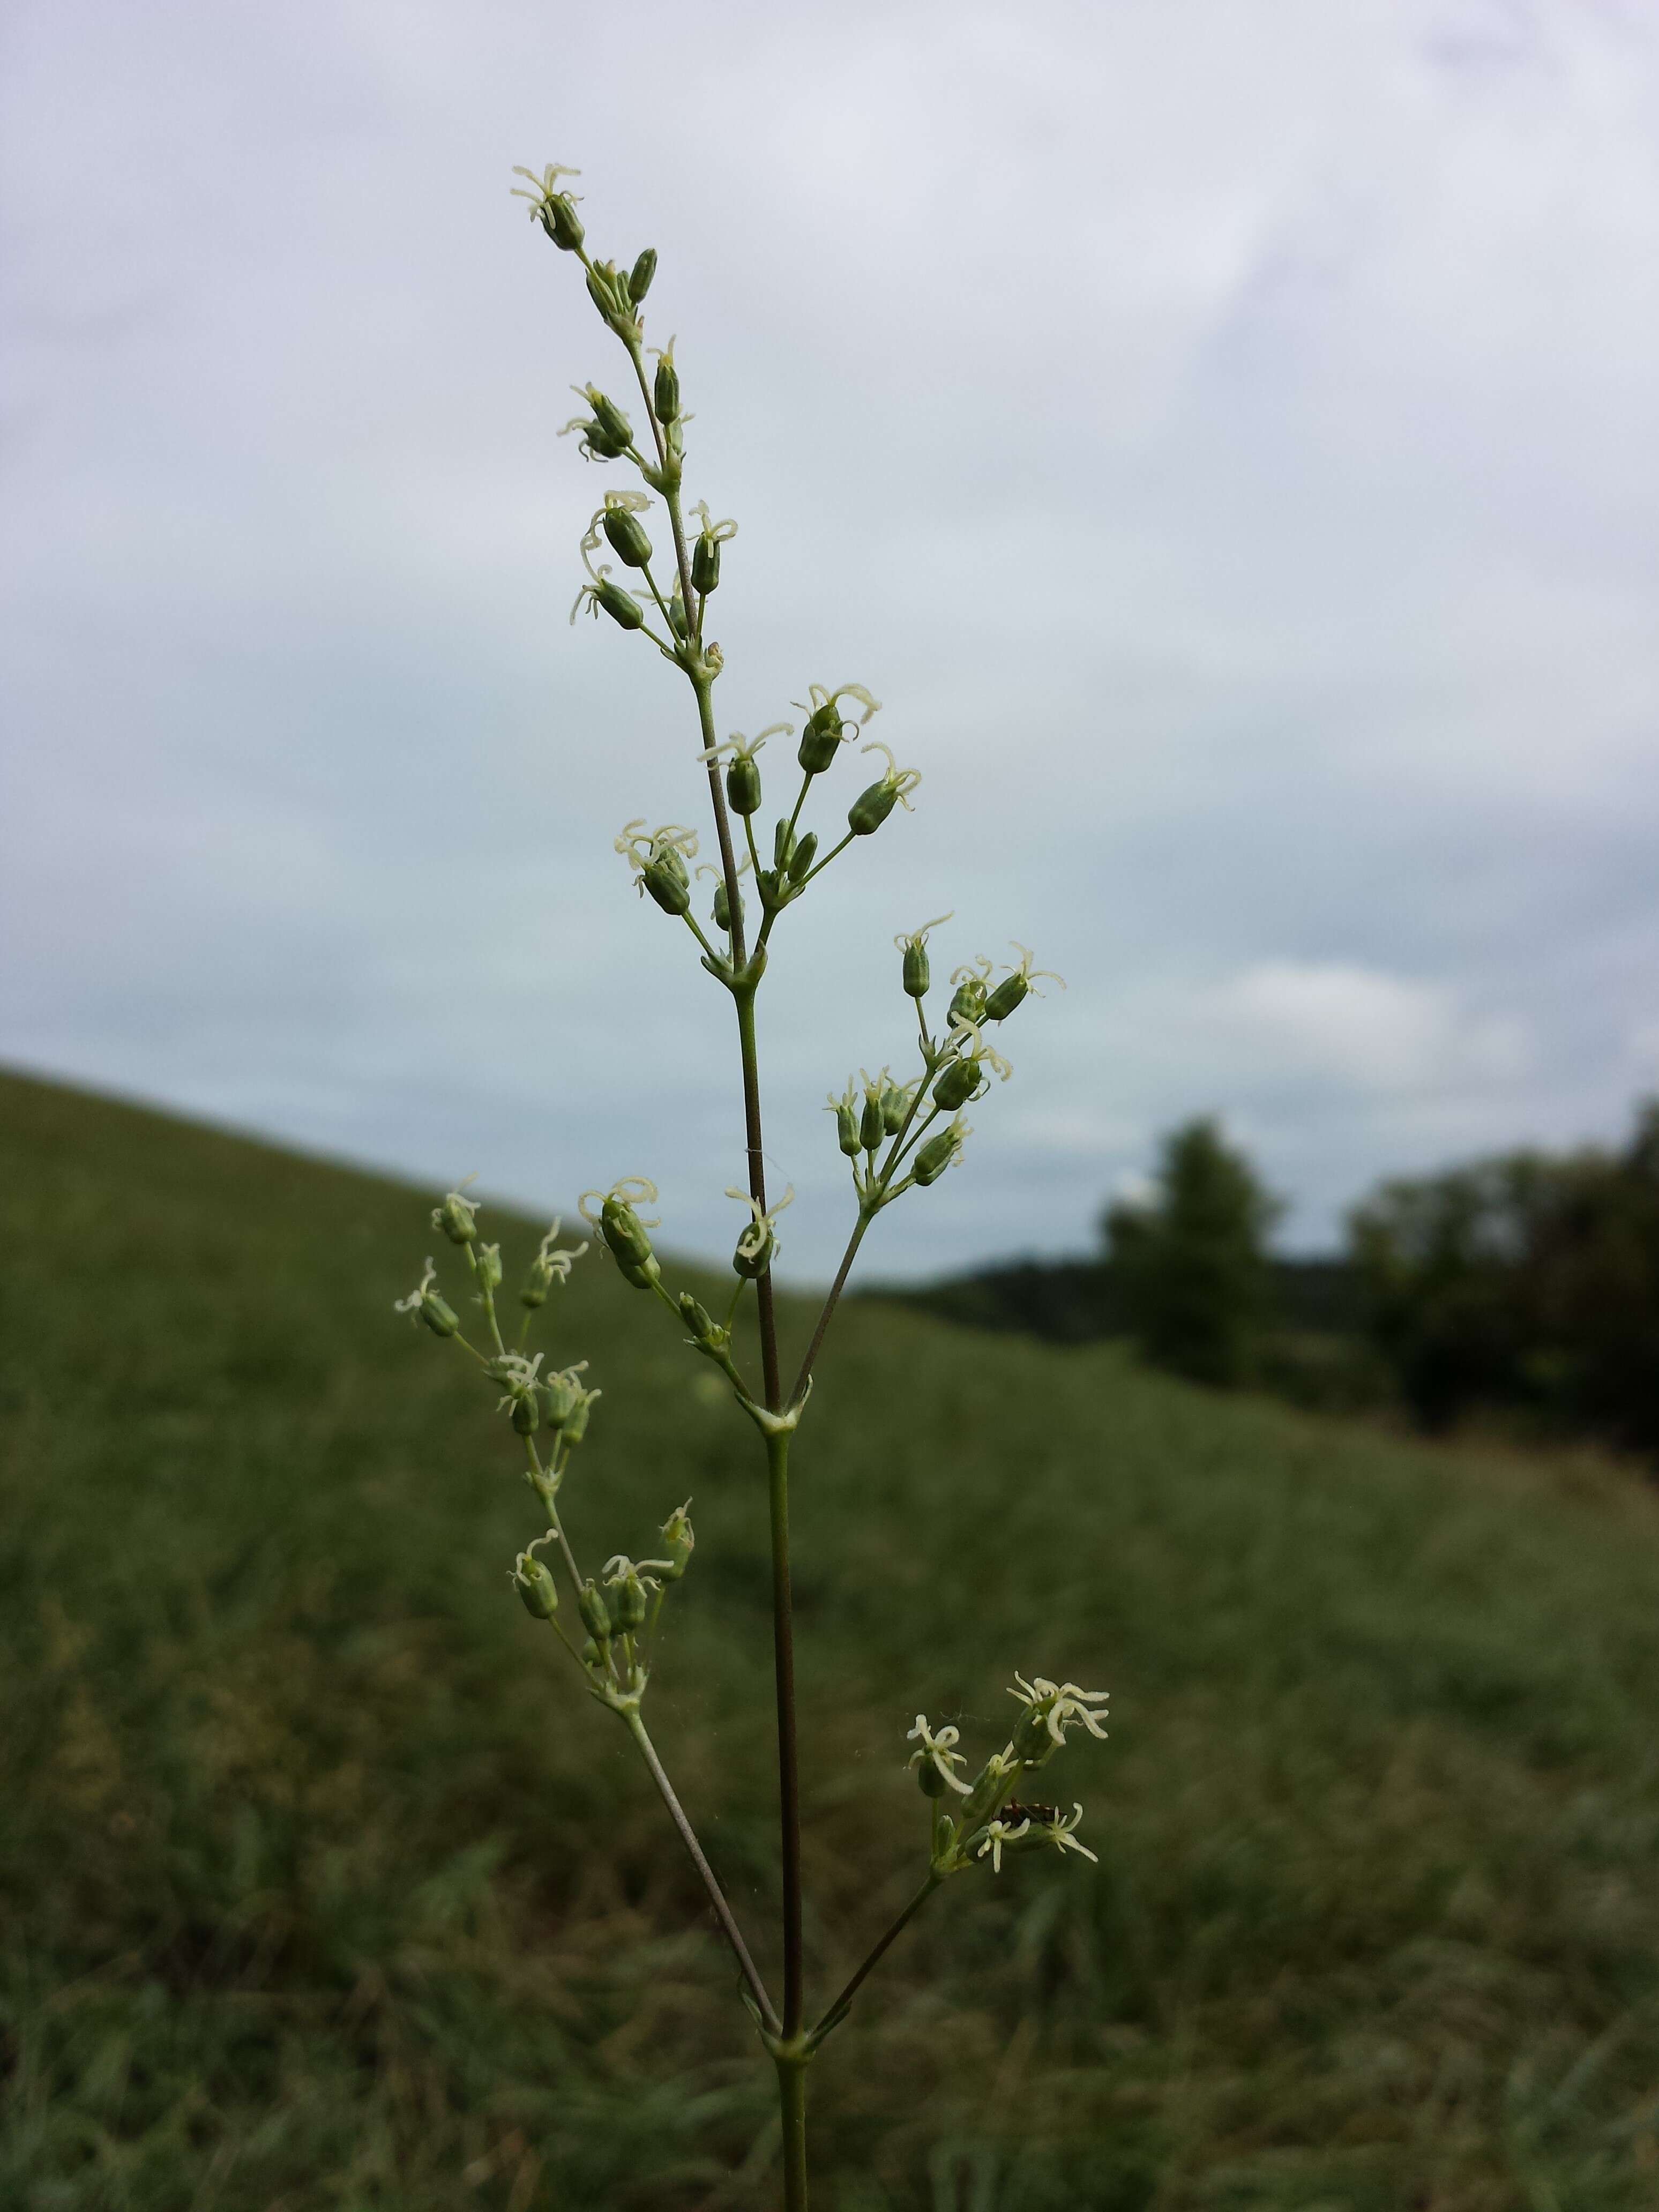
<box><xmin>773</xmin><ymin>819</ymin><xmax>796</xmax><ymax>872</ymax></box>
<box><xmin>563</xmin><ymin>1391</ymin><xmax>595</xmax><ymax>1444</ymax></box>
<box><xmin>948</xmin><ymin>975</ymin><xmax>988</xmax><ymax>1027</ymax></box>
<box><xmin>653</xmin><ymin>347</ymin><xmax>679</xmax><ymax>424</ymax></box>
<box><xmin>601</xmin><ymin>1195</ymin><xmax>654</xmax><ymax>1271</ymax></box>
<box><xmin>880</xmin><ymin>1081</ymin><xmax>911</xmax><ymax>1136</ymax></box>
<box><xmin>577</xmin><ymin>1580</ymin><xmax>611</xmax><ymax>1643</ymax></box>
<box><xmin>642</xmin><ymin>855</ymin><xmax>691</xmax><ymax>914</ymax></box>
<box><xmin>692</xmin><ymin>531</ymin><xmax>721</xmax><ymax>595</ymax></box>
<box><xmin>733</xmin><ymin>1223</ymin><xmax>774</xmax><ymax>1279</ymax></box>
<box><xmin>418</xmin><ymin>1289</ymin><xmax>459</xmax><ymax>1337</ymax></box>
<box><xmin>832</xmin><ymin>1098</ymin><xmax>860</xmax><ymax>1156</ymax></box>
<box><xmin>787</xmin><ymin>831</ymin><xmax>818</xmax><ymax>885</ymax></box>
<box><xmin>667</xmin><ymin>582</ymin><xmax>689</xmax><ymax>642</ymax></box>
<box><xmin>983</xmin><ymin>973</ymin><xmax>1029</xmax><ymax>1023</ymax></box>
<box><xmin>433</xmin><ymin>1189</ymin><xmax>480</xmax><ymax>1245</ymax></box>
<box><xmin>630</xmin><ymin>247</ymin><xmax>658</xmax><ymax>303</ymax></box>
<box><xmin>580</xmin><ymin>1637</ymin><xmax>602</xmax><ymax>1667</ymax></box>
<box><xmin>602</xmin><ymin>505</ymin><xmax>653</xmax><ymax>570</ymax></box>
<box><xmin>915</xmin><ymin>1754</ymin><xmax>953</xmax><ymax>1799</ymax></box>
<box><xmin>542</xmin><ymin>1370</ymin><xmax>581</xmax><ymax>1426</ymax></box>
<box><xmin>726</xmin><ymin>753</ymin><xmax>761</xmax><ymax>815</ymax></box>
<box><xmin>573</xmin><ymin>387</ymin><xmax>631</xmax><ymax>450</ymax></box>
<box><xmin>678</xmin><ymin>1293</ymin><xmax>716</xmax><ymax>1342</ymax></box>
<box><xmin>608</xmin><ymin>1566</ymin><xmax>648</xmax><ymax>1635</ymax></box>
<box><xmin>859</xmin><ymin>1090</ymin><xmax>886</xmax><ymax>1151</ymax></box>
<box><xmin>848</xmin><ymin>779</ymin><xmax>898</xmax><ymax>837</ymax></box>
<box><xmin>903</xmin><ymin>940</ymin><xmax>930</xmax><ymax>997</ymax></box>
<box><xmin>658</xmin><ymin>1501</ymin><xmax>694</xmax><ymax>1579</ymax></box>
<box><xmin>616</xmin><ymin>1257</ymin><xmax>660</xmax><ymax>1293</ymax></box>
<box><xmin>511</xmin><ymin>1389</ymin><xmax>541</xmax><ymax>1436</ymax></box>
<box><xmin>513</xmin><ymin>1552</ymin><xmax>559</xmax><ymax>1619</ymax></box>
<box><xmin>713</xmin><ymin>878</ymin><xmax>745</xmax><ymax>935</ymax></box>
<box><xmin>544</xmin><ymin>197</ymin><xmax>584</xmax><ymax>252</ymax></box>
<box><xmin>933</xmin><ymin>1056</ymin><xmax>981</xmax><ymax>1112</ymax></box>
<box><xmin>473</xmin><ymin>1243</ymin><xmax>504</xmax><ymax>1292</ymax></box>
<box><xmin>594</xmin><ymin>577</ymin><xmax>644</xmax><ymax>630</ymax></box>
<box><xmin>797</xmin><ymin>704</ymin><xmax>842</xmax><ymax>775</ymax></box>
<box><xmin>913</xmin><ymin>1125</ymin><xmax>963</xmax><ymax>1186</ymax></box>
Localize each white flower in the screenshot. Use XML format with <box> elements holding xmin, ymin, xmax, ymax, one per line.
<box><xmin>394</xmin><ymin>1258</ymin><xmax>437</xmax><ymax>1313</ymax></box>
<box><xmin>724</xmin><ymin>1183</ymin><xmax>794</xmax><ymax>1262</ymax></box>
<box><xmin>1000</xmin><ymin>941</ymin><xmax>1066</xmax><ymax>996</ymax></box>
<box><xmin>860</xmin><ymin>738</ymin><xmax>922</xmax><ymax>810</ymax></box>
<box><xmin>491</xmin><ymin>1351</ymin><xmax>544</xmax><ymax>1411</ymax></box>
<box><xmin>532</xmin><ymin>1219</ymin><xmax>588</xmax><ymax>1282</ymax></box>
<box><xmin>1037</xmin><ymin>1803</ymin><xmax>1098</xmax><ymax>1864</ymax></box>
<box><xmin>893</xmin><ymin>911</ymin><xmax>953</xmax><ymax>955</ymax></box>
<box><xmin>577</xmin><ymin>1176</ymin><xmax>661</xmax><ymax>1227</ymax></box>
<box><xmin>906</xmin><ymin>1714</ymin><xmax>973</xmax><ymax>1795</ymax></box>
<box><xmin>1008</xmin><ymin>1673</ymin><xmax>1111</xmax><ymax>1747</ymax></box>
<box><xmin>976</xmin><ymin>1815</ymin><xmax>1031</xmax><ymax>1873</ymax></box>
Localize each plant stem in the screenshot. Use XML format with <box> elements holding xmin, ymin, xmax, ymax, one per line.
<box><xmin>736</xmin><ymin>981</ymin><xmax>784</xmax><ymax>1411</ymax></box>
<box><xmin>765</xmin><ymin>1428</ymin><xmax>805</xmax><ymax>2037</ymax></box>
<box><xmin>774</xmin><ymin>2051</ymin><xmax>810</xmax><ymax>2212</ymax></box>
<box><xmin>624</xmin><ymin>1709</ymin><xmax>780</xmax><ymax>2035</ymax></box>
<box><xmin>813</xmin><ymin>1874</ymin><xmax>941</xmax><ymax>2038</ymax></box>
<box><xmin>790</xmin><ymin>1210</ymin><xmax>874</xmax><ymax>1406</ymax></box>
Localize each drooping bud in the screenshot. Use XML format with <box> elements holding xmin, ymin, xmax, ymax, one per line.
<box><xmin>513</xmin><ymin>1549</ymin><xmax>559</xmax><ymax>1619</ymax></box>
<box><xmin>933</xmin><ymin>1056</ymin><xmax>981</xmax><ymax>1112</ymax></box>
<box><xmin>395</xmin><ymin>1259</ymin><xmax>461</xmax><ymax>1337</ymax></box>
<box><xmin>848</xmin><ymin>779</ymin><xmax>896</xmax><ymax>836</ymax></box>
<box><xmin>593</xmin><ymin>576</ymin><xmax>644</xmax><ymax>630</ymax></box>
<box><xmin>983</xmin><ymin>972</ymin><xmax>1028</xmax><ymax>1022</ymax></box>
<box><xmin>630</xmin><ymin>247</ymin><xmax>658</xmax><ymax>303</ymax></box>
<box><xmin>913</xmin><ymin>1123</ymin><xmax>966</xmax><ymax>1186</ymax></box>
<box><xmin>600</xmin><ymin>1194</ymin><xmax>655</xmax><ymax>1271</ymax></box>
<box><xmin>601</xmin><ymin>502</ymin><xmax>653</xmax><ymax>570</ymax></box>
<box><xmin>642</xmin><ymin>854</ymin><xmax>691</xmax><ymax>915</ymax></box>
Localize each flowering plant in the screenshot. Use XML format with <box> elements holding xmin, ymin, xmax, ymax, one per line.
<box><xmin>395</xmin><ymin>160</ymin><xmax>1107</xmax><ymax>2207</ymax></box>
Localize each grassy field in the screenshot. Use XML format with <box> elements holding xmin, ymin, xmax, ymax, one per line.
<box><xmin>3</xmin><ymin>1066</ymin><xmax>1658</xmax><ymax>2211</ymax></box>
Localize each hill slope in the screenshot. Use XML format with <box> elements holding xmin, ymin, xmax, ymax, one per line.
<box><xmin>3</xmin><ymin>1068</ymin><xmax>1658</xmax><ymax>2210</ymax></box>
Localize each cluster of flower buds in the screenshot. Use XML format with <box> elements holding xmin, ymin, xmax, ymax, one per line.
<box><xmin>560</xmin><ymin>382</ymin><xmax>634</xmax><ymax>464</ymax></box>
<box><xmin>910</xmin><ymin>1675</ymin><xmax>1109</xmax><ymax>1880</ymax></box>
<box><xmin>579</xmin><ymin>1176</ymin><xmax>664</xmax><ymax>1291</ymax></box>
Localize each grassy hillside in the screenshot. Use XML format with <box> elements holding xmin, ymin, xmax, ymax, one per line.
<box><xmin>3</xmin><ymin>1067</ymin><xmax>1658</xmax><ymax>2211</ymax></box>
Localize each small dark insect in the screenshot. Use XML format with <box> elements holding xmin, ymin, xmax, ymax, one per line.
<box><xmin>999</xmin><ymin>1802</ymin><xmax>1060</xmax><ymax>1828</ymax></box>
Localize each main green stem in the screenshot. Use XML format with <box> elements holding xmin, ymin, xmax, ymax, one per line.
<box><xmin>766</xmin><ymin>1426</ymin><xmax>805</xmax><ymax>2050</ymax></box>
<box><xmin>775</xmin><ymin>2051</ymin><xmax>810</xmax><ymax>2211</ymax></box>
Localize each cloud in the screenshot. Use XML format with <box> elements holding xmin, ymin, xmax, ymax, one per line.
<box><xmin>1214</xmin><ymin>961</ymin><xmax>1530</xmax><ymax>1094</ymax></box>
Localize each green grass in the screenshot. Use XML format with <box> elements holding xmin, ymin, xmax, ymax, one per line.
<box><xmin>3</xmin><ymin>1066</ymin><xmax>1658</xmax><ymax>2211</ymax></box>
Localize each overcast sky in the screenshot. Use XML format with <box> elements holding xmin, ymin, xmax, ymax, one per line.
<box><xmin>4</xmin><ymin>0</ymin><xmax>1657</xmax><ymax>1280</ymax></box>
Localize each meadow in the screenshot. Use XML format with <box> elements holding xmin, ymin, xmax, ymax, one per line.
<box><xmin>3</xmin><ymin>1066</ymin><xmax>1658</xmax><ymax>2210</ymax></box>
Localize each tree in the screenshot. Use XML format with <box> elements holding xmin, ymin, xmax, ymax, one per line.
<box><xmin>1348</xmin><ymin>1101</ymin><xmax>1659</xmax><ymax>1454</ymax></box>
<box><xmin>1103</xmin><ymin>1118</ymin><xmax>1282</xmax><ymax>1387</ymax></box>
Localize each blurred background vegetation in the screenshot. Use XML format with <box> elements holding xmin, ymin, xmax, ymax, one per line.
<box><xmin>890</xmin><ymin>1104</ymin><xmax>1659</xmax><ymax>1463</ymax></box>
<box><xmin>4</xmin><ymin>1067</ymin><xmax>1659</xmax><ymax>2209</ymax></box>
